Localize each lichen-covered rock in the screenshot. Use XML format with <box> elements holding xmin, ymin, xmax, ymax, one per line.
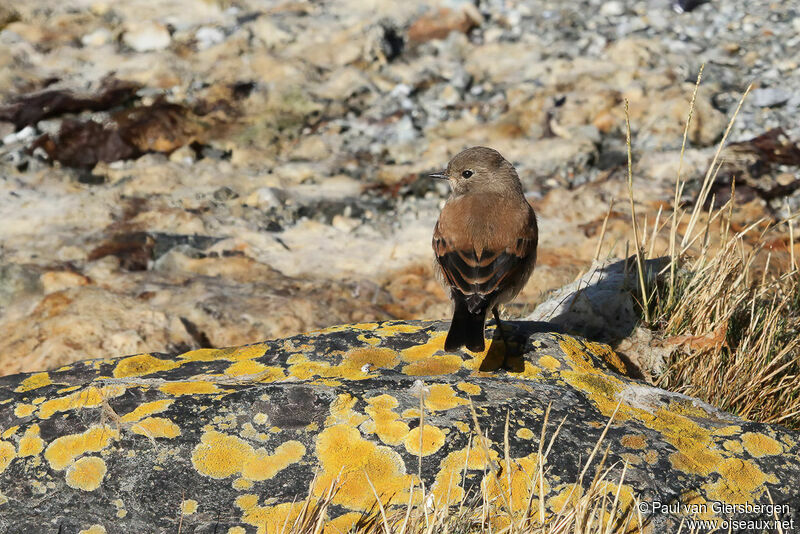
<box><xmin>1</xmin><ymin>321</ymin><xmax>798</xmax><ymax>533</ymax></box>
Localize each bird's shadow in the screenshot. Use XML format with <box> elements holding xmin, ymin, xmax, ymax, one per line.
<box><xmin>476</xmin><ymin>256</ymin><xmax>668</xmax><ymax>376</ymax></box>
<box><xmin>479</xmin><ymin>320</ymin><xmax>556</xmax><ymax>372</ymax></box>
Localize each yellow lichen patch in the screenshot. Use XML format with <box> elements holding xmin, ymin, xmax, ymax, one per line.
<box><xmin>342</xmin><ymin>347</ymin><xmax>398</xmax><ymax>372</ymax></box>
<box><xmin>402</xmin><ymin>353</ymin><xmax>462</xmax><ymax>376</ymax></box>
<box><xmin>15</xmin><ymin>372</ymin><xmax>52</xmax><ymax>393</ymax></box>
<box><xmin>484</xmin><ymin>455</ymin><xmax>549</xmax><ymax>513</ymax></box>
<box><xmin>0</xmin><ymin>441</ymin><xmax>14</xmax><ymax>474</ymax></box>
<box><xmin>227</xmin><ymin>528</ymin><xmax>246</xmax><ymax>534</ymax></box>
<box><xmin>233</xmin><ymin>478</ymin><xmax>253</xmax><ymax>490</ymax></box>
<box><xmin>667</xmin><ymin>399</ymin><xmax>714</xmax><ymax>419</ymax></box>
<box><xmin>191</xmin><ymin>431</ymin><xmax>305</xmax><ymax>481</ymax></box>
<box><xmin>19</xmin><ymin>424</ymin><xmax>44</xmax><ymax>457</ymax></box>
<box><xmin>1</xmin><ymin>427</ymin><xmax>18</xmax><ymax>440</ymax></box>
<box><xmin>120</xmin><ymin>400</ymin><xmax>174</xmax><ymax>423</ymax></box>
<box><xmin>225</xmin><ymin>345</ymin><xmax>269</xmax><ymax>362</ymax></box>
<box><xmin>402</xmin><ymin>408</ymin><xmax>421</xmax><ymax>419</ymax></box>
<box><xmin>159</xmin><ymin>381</ymin><xmax>221</xmax><ymax>396</ymax></box>
<box><xmin>582</xmin><ymin>340</ymin><xmax>626</xmax><ymax>374</ymax></box>
<box><xmin>538</xmin><ymin>355</ymin><xmax>561</xmax><ymax>370</ymax></box>
<box><xmin>595</xmin><ymin>480</ymin><xmax>635</xmax><ymax>513</ymax></box>
<box><xmin>357</xmin><ymin>334</ymin><xmax>381</xmax><ymax>346</ymax></box>
<box><xmin>312</xmin><ymin>425</ymin><xmax>416</xmax><ymax>510</ymax></box>
<box><xmin>741</xmin><ymin>432</ymin><xmax>783</xmax><ymax>457</ymax></box>
<box><xmin>373</xmin><ymin>322</ymin><xmax>423</xmax><ymax>336</ymax></box>
<box><xmin>113</xmin><ymin>354</ymin><xmax>180</xmax><ymax>378</ymax></box>
<box><xmin>325</xmin><ymin>394</ymin><xmax>368</xmax><ymax>427</ymax></box>
<box><xmin>454</xmin><ymin>421</ymin><xmax>470</xmax><ymax>433</ymax></box>
<box><xmin>515</xmin><ymin>361</ymin><xmax>542</xmax><ymax>380</ymax></box>
<box><xmin>14</xmin><ymin>403</ymin><xmax>36</xmax><ymax>418</ymax></box>
<box><xmin>425</xmin><ymin>384</ymin><xmax>468</xmax><ymax>412</ymax></box>
<box><xmin>723</xmin><ymin>440</ymin><xmax>744</xmax><ymax>453</ymax></box>
<box><xmin>57</xmin><ymin>385</ymin><xmax>81</xmax><ymax>394</ymax></box>
<box><xmin>457</xmin><ymin>382</ymin><xmax>481</xmax><ymax>395</ymax></box>
<box><xmin>44</xmin><ymin>425</ymin><xmax>119</xmax><ymax>471</ymax></box>
<box><xmin>560</xmin><ymin>372</ymin><xmax>627</xmax><ymax>420</ymax></box>
<box><xmin>431</xmin><ymin>438</ymin><xmax>499</xmax><ymax>505</ymax></box>
<box><xmin>233</xmin><ymin>362</ymin><xmax>285</xmax><ymax>382</ymax></box>
<box><xmin>620</xmin><ymin>434</ymin><xmax>646</xmax><ymax>450</ymax></box>
<box><xmin>363</xmin><ymin>395</ymin><xmax>410</xmax><ymax>446</ymax></box>
<box><xmin>404</xmin><ymin>425</ymin><xmax>445</xmax><ymax>456</ymax></box>
<box><xmin>620</xmin><ymin>453</ymin><xmax>642</xmax><ymax>466</ymax></box>
<box><xmin>131</xmin><ymin>417</ymin><xmax>181</xmax><ymax>439</ymax></box>
<box><xmin>38</xmin><ymin>386</ymin><xmax>126</xmax><ymax>419</ymax></box>
<box><xmin>558</xmin><ymin>334</ymin><xmax>627</xmax><ymax>376</ymax></box>
<box><xmin>400</xmin><ymin>332</ymin><xmax>448</xmax><ymax>362</ymax></box>
<box><xmin>352</xmin><ymin>322</ymin><xmax>379</xmax><ymax>330</ymax></box>
<box><xmin>235</xmin><ymin>498</ymin><xmax>305</xmax><ymax>534</ymax></box>
<box><xmin>324</xmin><ymin>512</ymin><xmax>362</xmax><ymax>534</ymax></box>
<box><xmin>656</xmin><ymin>418</ymin><xmax>720</xmax><ymax>476</ymax></box>
<box><xmin>287</xmin><ymin>358</ymin><xmax>333</xmax><ymax>380</ymax></box>
<box><xmin>704</xmin><ymin>457</ymin><xmax>776</xmax><ymax>504</ymax></box>
<box><xmin>181</xmin><ymin>499</ymin><xmax>198</xmax><ymax>515</ymax></box>
<box><xmin>243</xmin><ymin>441</ymin><xmax>305</xmax><ymax>481</ymax></box>
<box><xmin>78</xmin><ymin>526</ymin><xmax>107</xmax><ymax>534</ymax></box>
<box><xmin>65</xmin><ymin>456</ymin><xmax>107</xmax><ymax>491</ymax></box>
<box><xmin>516</xmin><ymin>428</ymin><xmax>534</xmax><ymax>440</ymax></box>
<box><xmin>712</xmin><ymin>425</ymin><xmax>742</xmax><ymax>437</ymax></box>
<box><xmin>178</xmin><ymin>348</ymin><xmax>231</xmax><ymax>362</ymax></box>
<box><xmin>224</xmin><ymin>359</ymin><xmax>267</xmax><ymax>377</ymax></box>
<box><xmin>548</xmin><ymin>483</ymin><xmax>580</xmax><ymax>511</ymax></box>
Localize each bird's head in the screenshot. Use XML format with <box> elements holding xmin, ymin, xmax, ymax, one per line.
<box><xmin>430</xmin><ymin>146</ymin><xmax>522</xmax><ymax>196</ymax></box>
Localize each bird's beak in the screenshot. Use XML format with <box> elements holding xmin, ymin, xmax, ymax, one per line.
<box><xmin>429</xmin><ymin>171</ymin><xmax>447</xmax><ymax>179</ymax></box>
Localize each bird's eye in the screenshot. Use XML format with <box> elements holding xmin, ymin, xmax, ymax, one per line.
<box><xmin>461</xmin><ymin>170</ymin><xmax>473</xmax><ymax>179</ymax></box>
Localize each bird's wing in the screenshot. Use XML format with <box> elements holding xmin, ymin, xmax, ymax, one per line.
<box><xmin>433</xmin><ymin>207</ymin><xmax>537</xmax><ymax>314</ymax></box>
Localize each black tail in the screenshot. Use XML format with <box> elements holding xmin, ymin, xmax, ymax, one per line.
<box><xmin>445</xmin><ymin>297</ymin><xmax>488</xmax><ymax>352</ymax></box>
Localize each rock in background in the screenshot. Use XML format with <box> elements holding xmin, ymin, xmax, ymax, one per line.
<box><xmin>1</xmin><ymin>0</ymin><xmax>800</xmax><ymax>374</ymax></box>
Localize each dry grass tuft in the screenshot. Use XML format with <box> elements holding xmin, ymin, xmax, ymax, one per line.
<box><xmin>624</xmin><ymin>69</ymin><xmax>800</xmax><ymax>428</ymax></box>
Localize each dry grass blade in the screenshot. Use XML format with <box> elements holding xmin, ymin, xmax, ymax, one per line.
<box><xmin>468</xmin><ymin>398</ymin><xmax>514</xmax><ymax>520</ymax></box>
<box><xmin>623</xmin><ymin>99</ymin><xmax>650</xmax><ymax>323</ymax></box>
<box><xmin>668</xmin><ymin>65</ymin><xmax>705</xmax><ymax>306</ymax></box>
<box><xmin>681</xmin><ymin>82</ymin><xmax>753</xmax><ymax>253</ymax></box>
<box><xmin>594</xmin><ymin>197</ymin><xmax>616</xmax><ymax>261</ymax></box>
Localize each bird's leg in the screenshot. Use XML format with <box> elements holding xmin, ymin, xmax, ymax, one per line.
<box><xmin>492</xmin><ymin>306</ymin><xmax>509</xmax><ymax>349</ymax></box>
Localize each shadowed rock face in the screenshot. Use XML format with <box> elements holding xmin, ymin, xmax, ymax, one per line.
<box><xmin>0</xmin><ymin>321</ymin><xmax>798</xmax><ymax>533</ymax></box>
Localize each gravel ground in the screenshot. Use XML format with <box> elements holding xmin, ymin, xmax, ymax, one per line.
<box><xmin>0</xmin><ymin>0</ymin><xmax>798</xmax><ymax>373</ymax></box>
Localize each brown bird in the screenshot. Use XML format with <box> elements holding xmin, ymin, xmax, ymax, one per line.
<box><xmin>431</xmin><ymin>146</ymin><xmax>538</xmax><ymax>352</ymax></box>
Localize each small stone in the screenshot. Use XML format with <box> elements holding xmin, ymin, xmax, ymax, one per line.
<box><xmin>195</xmin><ymin>26</ymin><xmax>225</xmax><ymax>50</ymax></box>
<box><xmin>41</xmin><ymin>271</ymin><xmax>91</xmax><ymax>295</ymax></box>
<box><xmin>244</xmin><ymin>187</ymin><xmax>285</xmax><ymax>209</ymax></box>
<box><xmin>81</xmin><ymin>28</ymin><xmax>112</xmax><ymax>47</ymax></box>
<box><xmin>122</xmin><ymin>22</ymin><xmax>172</xmax><ymax>52</ymax></box>
<box><xmin>2</xmin><ymin>125</ymin><xmax>36</xmax><ymax>146</ymax></box>
<box><xmin>249</xmin><ymin>18</ymin><xmax>292</xmax><ymax>49</ymax></box>
<box><xmin>407</xmin><ymin>6</ymin><xmax>481</xmax><ymax>45</ymax></box>
<box><xmin>331</xmin><ymin>215</ymin><xmax>359</xmax><ymax>233</ymax></box>
<box><xmin>750</xmin><ymin>88</ymin><xmax>790</xmax><ymax>108</ymax></box>
<box><xmin>275</xmin><ymin>163</ymin><xmax>317</xmax><ymax>185</ymax></box>
<box><xmin>168</xmin><ymin>145</ymin><xmax>195</xmax><ymax>165</ymax></box>
<box><xmin>289</xmin><ymin>136</ymin><xmax>330</xmax><ymax>162</ymax></box>
<box><xmin>600</xmin><ymin>1</ymin><xmax>625</xmax><ymax>16</ymax></box>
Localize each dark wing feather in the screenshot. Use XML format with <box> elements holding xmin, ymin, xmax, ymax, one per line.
<box><xmin>433</xmin><ymin>221</ymin><xmax>536</xmax><ymax>314</ymax></box>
